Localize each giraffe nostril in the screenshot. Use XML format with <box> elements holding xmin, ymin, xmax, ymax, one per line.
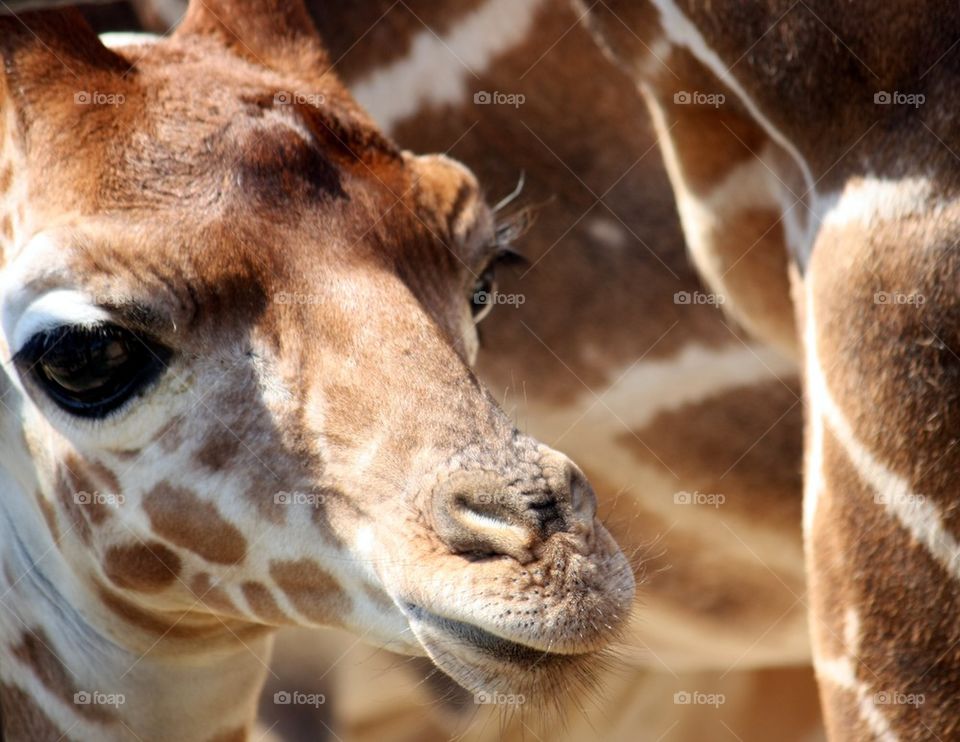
<box><xmin>430</xmin><ymin>453</ymin><xmax>599</xmax><ymax>562</ymax></box>
<box><xmin>454</xmin><ymin>492</ymin><xmax>515</xmax><ymax>529</ymax></box>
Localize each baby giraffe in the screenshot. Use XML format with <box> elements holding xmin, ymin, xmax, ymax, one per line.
<box><xmin>0</xmin><ymin>2</ymin><xmax>633</xmax><ymax>740</ymax></box>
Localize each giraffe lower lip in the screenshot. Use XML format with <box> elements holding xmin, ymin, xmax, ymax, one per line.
<box><xmin>404</xmin><ymin>603</ymin><xmax>574</xmax><ymax>662</ymax></box>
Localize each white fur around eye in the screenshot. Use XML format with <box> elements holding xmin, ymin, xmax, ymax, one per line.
<box><xmin>9</xmin><ymin>290</ymin><xmax>110</xmax><ymax>355</ymax></box>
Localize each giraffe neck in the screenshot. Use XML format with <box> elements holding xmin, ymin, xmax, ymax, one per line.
<box><xmin>0</xmin><ymin>379</ymin><xmax>273</xmax><ymax>741</ymax></box>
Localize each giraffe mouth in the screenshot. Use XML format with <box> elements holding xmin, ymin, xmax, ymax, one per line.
<box><xmin>403</xmin><ymin>602</ymin><xmax>579</xmax><ymax>662</ymax></box>
<box><xmin>400</xmin><ymin>601</ymin><xmax>606</xmax><ymax>700</ymax></box>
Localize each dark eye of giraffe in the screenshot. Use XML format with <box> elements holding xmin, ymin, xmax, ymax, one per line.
<box><xmin>470</xmin><ymin>247</ymin><xmax>526</xmax><ymax>324</ymax></box>
<box><xmin>470</xmin><ymin>265</ymin><xmax>498</xmax><ymax>323</ymax></box>
<box><xmin>15</xmin><ymin>325</ymin><xmax>171</xmax><ymax>419</ymax></box>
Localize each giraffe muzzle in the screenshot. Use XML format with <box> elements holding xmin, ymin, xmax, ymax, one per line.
<box><xmin>430</xmin><ymin>452</ymin><xmax>598</xmax><ymax>564</ymax></box>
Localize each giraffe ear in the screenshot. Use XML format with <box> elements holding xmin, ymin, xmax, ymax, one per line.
<box><xmin>176</xmin><ymin>0</ymin><xmax>331</xmax><ymax>74</ymax></box>
<box><xmin>0</xmin><ymin>8</ymin><xmax>128</xmax><ymax>119</ymax></box>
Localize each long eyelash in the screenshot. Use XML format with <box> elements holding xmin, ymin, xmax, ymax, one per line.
<box><xmin>493</xmin><ymin>207</ymin><xmax>536</xmax><ymax>255</ymax></box>
<box><xmin>492</xmin><ymin>171</ymin><xmax>526</xmax><ymax>213</ymax></box>
<box><xmin>14</xmin><ymin>325</ymin><xmax>116</xmax><ymax>365</ymax></box>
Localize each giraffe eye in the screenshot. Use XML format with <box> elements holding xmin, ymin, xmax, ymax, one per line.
<box><xmin>469</xmin><ymin>247</ymin><xmax>526</xmax><ymax>324</ymax></box>
<box><xmin>470</xmin><ymin>266</ymin><xmax>497</xmax><ymax>323</ymax></box>
<box><xmin>15</xmin><ymin>325</ymin><xmax>171</xmax><ymax>419</ymax></box>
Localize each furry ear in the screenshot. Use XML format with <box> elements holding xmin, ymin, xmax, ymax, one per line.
<box><xmin>176</xmin><ymin>0</ymin><xmax>331</xmax><ymax>75</ymax></box>
<box><xmin>0</xmin><ymin>8</ymin><xmax>129</xmax><ymax>132</ymax></box>
<box><xmin>0</xmin><ymin>8</ymin><xmax>128</xmax><ymax>77</ymax></box>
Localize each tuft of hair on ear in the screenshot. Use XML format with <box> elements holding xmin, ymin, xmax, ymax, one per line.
<box><xmin>0</xmin><ymin>7</ymin><xmax>128</xmax><ymax>75</ymax></box>
<box><xmin>176</xmin><ymin>0</ymin><xmax>331</xmax><ymax>76</ymax></box>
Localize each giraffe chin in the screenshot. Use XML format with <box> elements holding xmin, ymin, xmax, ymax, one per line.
<box><xmin>402</xmin><ymin>603</ymin><xmax>610</xmax><ymax>705</ymax></box>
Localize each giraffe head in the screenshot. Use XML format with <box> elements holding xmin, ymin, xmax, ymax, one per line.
<box><xmin>0</xmin><ymin>0</ymin><xmax>633</xmax><ymax>709</ymax></box>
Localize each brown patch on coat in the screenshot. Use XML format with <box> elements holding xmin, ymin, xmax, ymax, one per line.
<box><xmin>35</xmin><ymin>490</ymin><xmax>59</xmax><ymax>544</ymax></box>
<box><xmin>144</xmin><ymin>483</ymin><xmax>247</xmax><ymax>565</ymax></box>
<box><xmin>56</xmin><ymin>454</ymin><xmax>119</xmax><ymax>535</ymax></box>
<box><xmin>811</xmin><ymin>425</ymin><xmax>960</xmax><ymax>740</ymax></box>
<box><xmin>194</xmin><ymin>431</ymin><xmax>243</xmax><ymax>472</ymax></box>
<box><xmin>270</xmin><ymin>559</ymin><xmax>349</xmax><ymax>626</ymax></box>
<box><xmin>10</xmin><ymin>628</ymin><xmax>114</xmax><ymax>722</ymax></box>
<box><xmin>622</xmin><ymin>377</ymin><xmax>803</xmax><ymax>530</ymax></box>
<box><xmin>191</xmin><ymin>572</ymin><xmax>237</xmax><ymax>614</ymax></box>
<box><xmin>241</xmin><ymin>581</ymin><xmax>289</xmax><ymax>625</ymax></box>
<box><xmin>0</xmin><ymin>213</ymin><xmax>12</xmax><ymax>242</ymax></box>
<box><xmin>0</xmin><ymin>164</ymin><xmax>12</xmax><ymax>194</ymax></box>
<box><xmin>54</xmin><ymin>476</ymin><xmax>91</xmax><ymax>545</ymax></box>
<box><xmin>242</xmin><ymin>481</ymin><xmax>286</xmax><ymax>524</ymax></box>
<box><xmin>103</xmin><ymin>541</ymin><xmax>182</xmax><ymax>592</ymax></box>
<box><xmin>1</xmin><ymin>683</ymin><xmax>65</xmax><ymax>740</ymax></box>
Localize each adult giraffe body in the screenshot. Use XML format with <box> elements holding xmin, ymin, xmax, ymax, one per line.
<box><xmin>0</xmin><ymin>2</ymin><xmax>634</xmax><ymax>740</ymax></box>
<box><xmin>588</xmin><ymin>1</ymin><xmax>960</xmax><ymax>739</ymax></box>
